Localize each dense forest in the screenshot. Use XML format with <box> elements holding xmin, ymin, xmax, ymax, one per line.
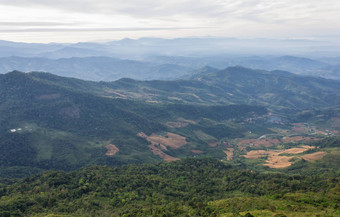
<box><xmin>1</xmin><ymin>158</ymin><xmax>339</xmax><ymax>216</ymax></box>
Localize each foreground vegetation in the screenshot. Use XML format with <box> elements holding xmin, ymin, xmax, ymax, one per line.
<box><xmin>0</xmin><ymin>158</ymin><xmax>339</xmax><ymax>216</ymax></box>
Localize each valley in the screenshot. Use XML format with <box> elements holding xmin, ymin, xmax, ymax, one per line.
<box><xmin>1</xmin><ymin>1</ymin><xmax>340</xmax><ymax>215</ymax></box>
<box><xmin>0</xmin><ymin>68</ymin><xmax>339</xmax><ymax>179</ymax></box>
<box><xmin>0</xmin><ymin>67</ymin><xmax>339</xmax><ymax>216</ymax></box>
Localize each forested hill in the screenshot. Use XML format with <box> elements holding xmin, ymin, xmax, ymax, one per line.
<box><xmin>3</xmin><ymin>67</ymin><xmax>340</xmax><ymax>112</ymax></box>
<box><xmin>0</xmin><ymin>71</ymin><xmax>267</xmax><ymax>177</ymax></box>
<box><xmin>107</xmin><ymin>66</ymin><xmax>340</xmax><ymax>111</ymax></box>
<box><xmin>0</xmin><ymin>158</ymin><xmax>339</xmax><ymax>216</ymax></box>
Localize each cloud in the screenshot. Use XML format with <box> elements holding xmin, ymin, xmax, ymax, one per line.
<box><xmin>0</xmin><ymin>22</ymin><xmax>75</xmax><ymax>26</ymax></box>
<box><xmin>0</xmin><ymin>0</ymin><xmax>339</xmax><ymax>42</ymax></box>
<box><xmin>1</xmin><ymin>0</ymin><xmax>339</xmax><ymax>20</ymax></box>
<box><xmin>0</xmin><ymin>26</ymin><xmax>207</xmax><ymax>33</ymax></box>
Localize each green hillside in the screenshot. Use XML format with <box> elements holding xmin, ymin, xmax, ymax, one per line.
<box><xmin>0</xmin><ymin>71</ymin><xmax>268</xmax><ymax>178</ymax></box>
<box><xmin>105</xmin><ymin>66</ymin><xmax>340</xmax><ymax>112</ymax></box>
<box><xmin>0</xmin><ymin>68</ymin><xmax>340</xmax><ymax>216</ymax></box>
<box><xmin>0</xmin><ymin>68</ymin><xmax>339</xmax><ymax>178</ymax></box>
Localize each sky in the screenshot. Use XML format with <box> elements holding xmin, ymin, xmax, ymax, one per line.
<box><xmin>0</xmin><ymin>0</ymin><xmax>339</xmax><ymax>43</ymax></box>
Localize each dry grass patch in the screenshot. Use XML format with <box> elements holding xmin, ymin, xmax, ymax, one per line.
<box><xmin>145</xmin><ymin>133</ymin><xmax>187</xmax><ymax>149</ymax></box>
<box><xmin>105</xmin><ymin>90</ymin><xmax>128</xmax><ymax>98</ymax></box>
<box><xmin>138</xmin><ymin>132</ymin><xmax>187</xmax><ymax>162</ymax></box>
<box><xmin>264</xmin><ymin>155</ymin><xmax>295</xmax><ymax>169</ymax></box>
<box><xmin>243</xmin><ymin>150</ymin><xmax>268</xmax><ymax>159</ymax></box>
<box><xmin>105</xmin><ymin>144</ymin><xmax>119</xmax><ymax>156</ymax></box>
<box><xmin>243</xmin><ymin>146</ymin><xmax>316</xmax><ymax>168</ymax></box>
<box><xmin>148</xmin><ymin>144</ymin><xmax>179</xmax><ymax>162</ymax></box>
<box><xmin>280</xmin><ymin>147</ymin><xmax>312</xmax><ymax>154</ymax></box>
<box><xmin>301</xmin><ymin>152</ymin><xmax>327</xmax><ymax>162</ymax></box>
<box><xmin>223</xmin><ymin>148</ymin><xmax>234</xmax><ymax>160</ymax></box>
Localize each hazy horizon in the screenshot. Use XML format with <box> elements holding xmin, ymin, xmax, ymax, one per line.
<box><xmin>0</xmin><ymin>0</ymin><xmax>339</xmax><ymax>43</ymax></box>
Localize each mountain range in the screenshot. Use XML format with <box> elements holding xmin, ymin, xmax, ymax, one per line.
<box><xmin>1</xmin><ymin>38</ymin><xmax>340</xmax><ymax>81</ymax></box>
<box><xmin>0</xmin><ymin>67</ymin><xmax>339</xmax><ymax>178</ymax></box>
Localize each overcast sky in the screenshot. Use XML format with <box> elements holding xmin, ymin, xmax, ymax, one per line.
<box><xmin>0</xmin><ymin>0</ymin><xmax>339</xmax><ymax>43</ymax></box>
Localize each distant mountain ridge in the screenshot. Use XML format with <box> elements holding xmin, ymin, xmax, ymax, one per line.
<box><xmin>105</xmin><ymin>66</ymin><xmax>340</xmax><ymax>112</ymax></box>
<box><xmin>0</xmin><ymin>56</ymin><xmax>194</xmax><ymax>81</ymax></box>
<box><xmin>1</xmin><ymin>55</ymin><xmax>340</xmax><ymax>81</ymax></box>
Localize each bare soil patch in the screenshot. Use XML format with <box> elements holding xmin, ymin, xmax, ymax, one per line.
<box><xmin>264</xmin><ymin>155</ymin><xmax>295</xmax><ymax>169</ymax></box>
<box><xmin>137</xmin><ymin>132</ymin><xmax>148</xmax><ymax>138</ymax></box>
<box><xmin>148</xmin><ymin>144</ymin><xmax>179</xmax><ymax>162</ymax></box>
<box><xmin>145</xmin><ymin>132</ymin><xmax>187</xmax><ymax>149</ymax></box>
<box><xmin>105</xmin><ymin>144</ymin><xmax>119</xmax><ymax>156</ymax></box>
<box><xmin>301</xmin><ymin>152</ymin><xmax>327</xmax><ymax>162</ymax></box>
<box><xmin>105</xmin><ymin>90</ymin><xmax>127</xmax><ymax>98</ymax></box>
<box><xmin>243</xmin><ymin>146</ymin><xmax>316</xmax><ymax>168</ymax></box>
<box><xmin>243</xmin><ymin>150</ymin><xmax>268</xmax><ymax>159</ymax></box>
<box><xmin>138</xmin><ymin>132</ymin><xmax>187</xmax><ymax>161</ymax></box>
<box><xmin>208</xmin><ymin>141</ymin><xmax>219</xmax><ymax>147</ymax></box>
<box><xmin>223</xmin><ymin>148</ymin><xmax>234</xmax><ymax>160</ymax></box>
<box><xmin>237</xmin><ymin>136</ymin><xmax>319</xmax><ymax>151</ymax></box>
<box><xmin>280</xmin><ymin>147</ymin><xmax>312</xmax><ymax>154</ymax></box>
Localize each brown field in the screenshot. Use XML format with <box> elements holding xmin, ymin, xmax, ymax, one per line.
<box><xmin>209</xmin><ymin>141</ymin><xmax>219</xmax><ymax>147</ymax></box>
<box><xmin>301</xmin><ymin>152</ymin><xmax>327</xmax><ymax>162</ymax></box>
<box><xmin>105</xmin><ymin>144</ymin><xmax>119</xmax><ymax>156</ymax></box>
<box><xmin>105</xmin><ymin>90</ymin><xmax>127</xmax><ymax>98</ymax></box>
<box><xmin>280</xmin><ymin>147</ymin><xmax>312</xmax><ymax>154</ymax></box>
<box><xmin>263</xmin><ymin>155</ymin><xmax>295</xmax><ymax>169</ymax></box>
<box><xmin>238</xmin><ymin>136</ymin><xmax>320</xmax><ymax>151</ymax></box>
<box><xmin>243</xmin><ymin>146</ymin><xmax>316</xmax><ymax>168</ymax></box>
<box><xmin>137</xmin><ymin>132</ymin><xmax>148</xmax><ymax>138</ymax></box>
<box><xmin>223</xmin><ymin>148</ymin><xmax>234</xmax><ymax>160</ymax></box>
<box><xmin>138</xmin><ymin>132</ymin><xmax>187</xmax><ymax>149</ymax></box>
<box><xmin>148</xmin><ymin>144</ymin><xmax>179</xmax><ymax>162</ymax></box>
<box><xmin>146</xmin><ymin>133</ymin><xmax>187</xmax><ymax>149</ymax></box>
<box><xmin>243</xmin><ymin>150</ymin><xmax>268</xmax><ymax>159</ymax></box>
<box><xmin>192</xmin><ymin>150</ymin><xmax>204</xmax><ymax>154</ymax></box>
<box><xmin>138</xmin><ymin>132</ymin><xmax>187</xmax><ymax>161</ymax></box>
